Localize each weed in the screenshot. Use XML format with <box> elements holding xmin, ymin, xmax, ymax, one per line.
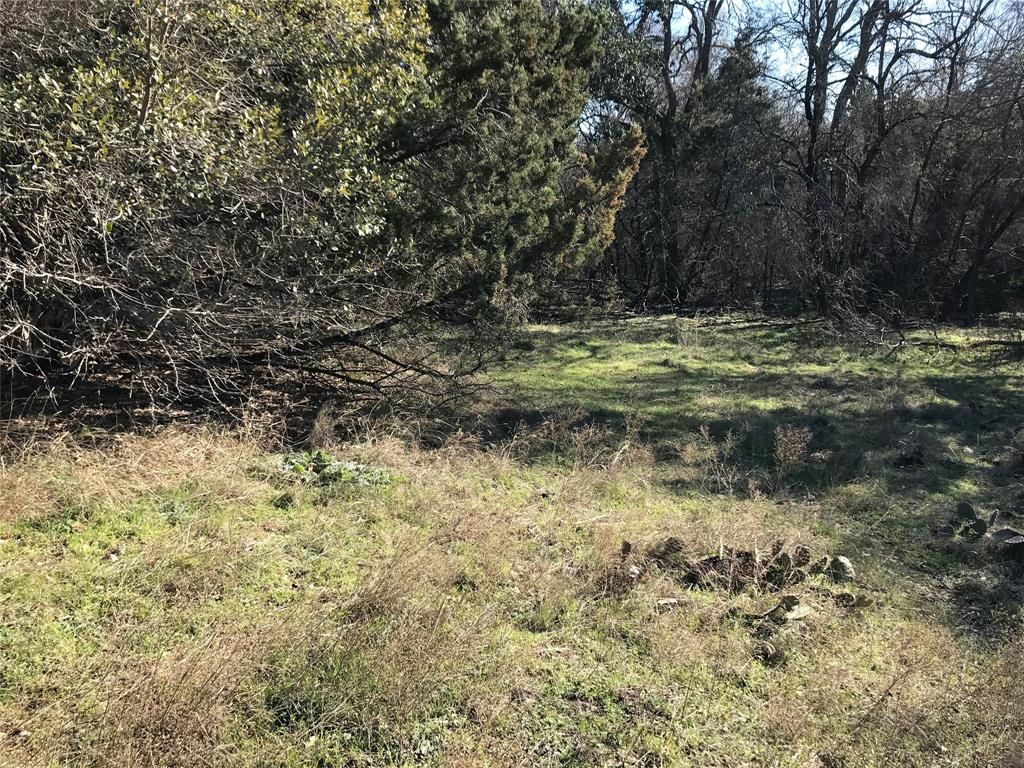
<box><xmin>773</xmin><ymin>424</ymin><xmax>813</xmax><ymax>492</ymax></box>
<box><xmin>282</xmin><ymin>449</ymin><xmax>391</xmax><ymax>487</ymax></box>
<box><xmin>692</xmin><ymin>424</ymin><xmax>749</xmax><ymax>496</ymax></box>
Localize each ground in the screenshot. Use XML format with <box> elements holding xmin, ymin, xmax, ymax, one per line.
<box><xmin>1</xmin><ymin>317</ymin><xmax>1023</xmax><ymax>767</ymax></box>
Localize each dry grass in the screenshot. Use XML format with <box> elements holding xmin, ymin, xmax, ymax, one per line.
<box><xmin>0</xmin><ymin>426</ymin><xmax>266</xmax><ymax>523</ymax></box>
<box><xmin>2</xmin><ymin>317</ymin><xmax>1024</xmax><ymax>766</ymax></box>
<box><xmin>0</xmin><ymin>422</ymin><xmax>1021</xmax><ymax>766</ymax></box>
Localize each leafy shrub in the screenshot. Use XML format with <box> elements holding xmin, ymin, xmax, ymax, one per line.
<box><xmin>282</xmin><ymin>450</ymin><xmax>390</xmax><ymax>487</ymax></box>
<box><xmin>0</xmin><ymin>0</ymin><xmax>640</xmax><ymax>408</ymax></box>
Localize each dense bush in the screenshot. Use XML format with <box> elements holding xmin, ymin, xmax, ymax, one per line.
<box><xmin>0</xmin><ymin>0</ymin><xmax>640</xmax><ymax>407</ymax></box>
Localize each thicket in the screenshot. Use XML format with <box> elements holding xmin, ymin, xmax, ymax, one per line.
<box><xmin>0</xmin><ymin>0</ymin><xmax>641</xmax><ymax>407</ymax></box>
<box><xmin>586</xmin><ymin>0</ymin><xmax>1024</xmax><ymax>320</ymax></box>
<box><xmin>4</xmin><ymin>0</ymin><xmax>1024</xmax><ymax>412</ymax></box>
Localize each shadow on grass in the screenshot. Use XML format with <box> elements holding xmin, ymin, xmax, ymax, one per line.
<box><xmin>477</xmin><ymin>318</ymin><xmax>1024</xmax><ymax>644</ymax></box>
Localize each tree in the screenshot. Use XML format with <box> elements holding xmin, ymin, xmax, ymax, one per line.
<box><xmin>0</xmin><ymin>0</ymin><xmax>639</xmax><ymax>411</ymax></box>
<box><xmin>585</xmin><ymin>0</ymin><xmax>1024</xmax><ymax>321</ymax></box>
<box><xmin>587</xmin><ymin>1</ymin><xmax>782</xmax><ymax>308</ymax></box>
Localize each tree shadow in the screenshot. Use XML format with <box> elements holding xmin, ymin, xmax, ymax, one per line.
<box><xmin>473</xmin><ymin>319</ymin><xmax>1024</xmax><ymax>645</ymax></box>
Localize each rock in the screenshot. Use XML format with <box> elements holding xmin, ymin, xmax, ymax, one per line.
<box><xmin>965</xmin><ymin>518</ymin><xmax>988</xmax><ymax>537</ymax></box>
<box><xmin>824</xmin><ymin>555</ymin><xmax>856</xmax><ymax>582</ymax></box>
<box><xmin>764</xmin><ymin>551</ymin><xmax>793</xmax><ymax>585</ymax></box>
<box><xmin>653</xmin><ymin>540</ymin><xmax>815</xmax><ymax>593</ymax></box>
<box><xmin>729</xmin><ymin>547</ymin><xmax>757</xmax><ymax>565</ymax></box>
<box><xmin>989</xmin><ymin>527</ymin><xmax>1024</xmax><ymax>560</ymax></box>
<box><xmin>792</xmin><ymin>545</ymin><xmax>812</xmax><ymax>567</ymax></box>
<box><xmin>991</xmin><ymin>527</ymin><xmax>1024</xmax><ymax>544</ymax></box>
<box><xmin>655</xmin><ymin>597</ymin><xmax>681</xmax><ymax>613</ymax></box>
<box><xmin>833</xmin><ymin>592</ymin><xmax>872</xmax><ymax>609</ymax></box>
<box><xmin>784</xmin><ymin>604</ymin><xmax>813</xmax><ymax>621</ymax></box>
<box><xmin>765</xmin><ymin>552</ymin><xmax>808</xmax><ymax>588</ymax></box>
<box><xmin>762</xmin><ymin>595</ymin><xmax>801</xmax><ymax>623</ymax></box>
<box><xmin>955</xmin><ymin>501</ymin><xmax>978</xmax><ymax>521</ymax></box>
<box><xmin>809</xmin><ymin>555</ymin><xmax>831</xmax><ymax>575</ymax></box>
<box><xmin>678</xmin><ymin>554</ymin><xmax>724</xmax><ymax>588</ymax></box>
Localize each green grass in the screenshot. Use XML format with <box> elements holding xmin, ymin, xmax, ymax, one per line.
<box><xmin>1</xmin><ymin>317</ymin><xmax>1023</xmax><ymax>767</ymax></box>
<box><xmin>497</xmin><ymin>317</ymin><xmax>1024</xmax><ymax>607</ymax></box>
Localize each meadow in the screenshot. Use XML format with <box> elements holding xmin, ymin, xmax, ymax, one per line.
<box><xmin>2</xmin><ymin>317</ymin><xmax>1023</xmax><ymax>767</ymax></box>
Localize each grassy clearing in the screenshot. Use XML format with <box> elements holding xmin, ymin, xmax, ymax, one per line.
<box><xmin>2</xmin><ymin>317</ymin><xmax>1023</xmax><ymax>767</ymax></box>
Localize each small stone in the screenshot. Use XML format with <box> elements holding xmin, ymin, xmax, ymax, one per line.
<box><xmin>763</xmin><ymin>595</ymin><xmax>801</xmax><ymax>623</ymax></box>
<box><xmin>773</xmin><ymin>551</ymin><xmax>793</xmax><ymax>571</ymax></box>
<box><xmin>792</xmin><ymin>545</ymin><xmax>812</xmax><ymax>567</ymax></box>
<box><xmin>965</xmin><ymin>518</ymin><xmax>988</xmax><ymax>537</ymax></box>
<box><xmin>955</xmin><ymin>501</ymin><xmax>978</xmax><ymax>521</ymax></box>
<box><xmin>784</xmin><ymin>604</ymin><xmax>813</xmax><ymax>621</ymax></box>
<box><xmin>834</xmin><ymin>592</ymin><xmax>873</xmax><ymax>609</ymax></box>
<box><xmin>767</xmin><ymin>556</ymin><xmax>807</xmax><ymax>588</ymax></box>
<box><xmin>753</xmin><ymin>640</ymin><xmax>783</xmax><ymax>664</ymax></box>
<box><xmin>655</xmin><ymin>597</ymin><xmax>680</xmax><ymax>613</ymax></box>
<box><xmin>809</xmin><ymin>555</ymin><xmax>830</xmax><ymax>575</ymax></box>
<box><xmin>824</xmin><ymin>555</ymin><xmax>856</xmax><ymax>582</ymax></box>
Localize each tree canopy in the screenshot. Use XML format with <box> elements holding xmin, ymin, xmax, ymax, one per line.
<box><xmin>1</xmin><ymin>0</ymin><xmax>640</xmax><ymax>409</ymax></box>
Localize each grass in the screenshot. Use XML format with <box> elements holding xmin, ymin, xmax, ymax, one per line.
<box><xmin>1</xmin><ymin>316</ymin><xmax>1023</xmax><ymax>767</ymax></box>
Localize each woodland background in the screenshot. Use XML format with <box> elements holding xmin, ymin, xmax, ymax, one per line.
<box><xmin>2</xmin><ymin>0</ymin><xmax>1023</xmax><ymax>413</ymax></box>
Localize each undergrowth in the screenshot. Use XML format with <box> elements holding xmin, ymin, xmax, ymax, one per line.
<box><xmin>1</xmin><ymin>317</ymin><xmax>1023</xmax><ymax>767</ymax></box>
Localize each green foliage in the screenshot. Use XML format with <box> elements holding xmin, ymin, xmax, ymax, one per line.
<box><xmin>282</xmin><ymin>450</ymin><xmax>391</xmax><ymax>487</ymax></box>
<box><xmin>393</xmin><ymin>0</ymin><xmax>643</xmax><ymax>321</ymax></box>
<box><xmin>0</xmin><ymin>0</ymin><xmax>637</xmax><ymax>405</ymax></box>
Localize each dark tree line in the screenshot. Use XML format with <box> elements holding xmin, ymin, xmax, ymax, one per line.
<box><xmin>585</xmin><ymin>0</ymin><xmax>1024</xmax><ymax>321</ymax></box>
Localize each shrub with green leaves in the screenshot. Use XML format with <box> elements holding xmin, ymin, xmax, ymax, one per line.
<box><xmin>282</xmin><ymin>450</ymin><xmax>391</xmax><ymax>487</ymax></box>
<box><xmin>0</xmin><ymin>0</ymin><xmax>639</xmax><ymax>409</ymax></box>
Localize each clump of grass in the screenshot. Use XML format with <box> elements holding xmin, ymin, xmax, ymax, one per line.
<box><xmin>772</xmin><ymin>424</ymin><xmax>813</xmax><ymax>492</ymax></box>
<box><xmin>689</xmin><ymin>424</ymin><xmax>749</xmax><ymax>496</ymax></box>
<box><xmin>241</xmin><ymin>544</ymin><xmax>492</xmax><ymax>764</ymax></box>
